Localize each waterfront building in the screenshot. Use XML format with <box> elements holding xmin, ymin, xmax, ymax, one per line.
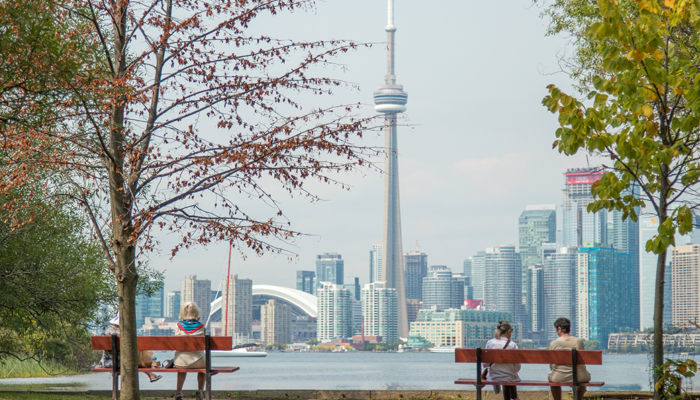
<box><xmin>562</xmin><ymin>168</ymin><xmax>607</xmax><ymax>247</ymax></box>
<box><xmin>408</xmin><ymin>308</ymin><xmax>520</xmax><ymax>348</ymax></box>
<box><xmin>362</xmin><ymin>282</ymin><xmax>398</xmax><ymax>343</ymax></box>
<box><xmin>422</xmin><ymin>266</ymin><xmax>464</xmax><ymax>310</ymax></box>
<box><xmin>519</xmin><ymin>205</ymin><xmax>556</xmax><ymax>299</ymax></box>
<box><xmin>137</xmin><ymin>317</ymin><xmax>177</xmax><ymax>336</ymax></box>
<box><xmin>316</xmin><ymin>253</ymin><xmax>344</xmax><ymax>293</ymax></box>
<box><xmin>526</xmin><ymin>265</ymin><xmax>544</xmax><ymax>334</ymax></box>
<box><xmin>484</xmin><ymin>246</ymin><xmax>525</xmax><ymax>327</ymax></box>
<box><xmin>406</xmin><ymin>299</ymin><xmax>421</xmax><ymax>325</ymax></box>
<box><xmin>608</xmin><ymin>332</ymin><xmax>700</xmax><ymax>350</ymax></box>
<box><xmin>576</xmin><ymin>244</ymin><xmax>636</xmax><ymax>347</ymax></box>
<box><xmin>454</xmin><ymin>274</ymin><xmax>473</xmax><ymax>301</ymax></box>
<box><xmin>222</xmin><ymin>274</ymin><xmax>253</xmax><ymax>339</ymax></box>
<box><xmin>470</xmin><ymin>251</ymin><xmax>486</xmax><ymax>300</ymax></box>
<box><xmin>672</xmin><ymin>244</ymin><xmax>700</xmax><ymax>328</ymax></box>
<box><xmin>544</xmin><ymin>247</ymin><xmax>578</xmax><ymax>341</ymax></box>
<box><xmin>374</xmin><ymin>0</ymin><xmax>410</xmax><ymax>337</ymax></box>
<box><xmin>261</xmin><ymin>299</ymin><xmax>292</xmax><ymax>345</ymax></box>
<box><xmin>352</xmin><ymin>299</ymin><xmax>363</xmax><ymax>335</ymax></box>
<box><xmin>316</xmin><ymin>282</ymin><xmax>353</xmax><ymax>340</ymax></box>
<box><xmin>181</xmin><ymin>275</ymin><xmax>211</xmax><ymax>325</ymax></box>
<box><xmin>296</xmin><ymin>271</ymin><xmax>315</xmax><ymax>295</ymax></box>
<box><xmin>404</xmin><ymin>250</ymin><xmax>428</xmax><ymax>301</ymax></box>
<box><xmin>369</xmin><ymin>243</ymin><xmax>382</xmax><ymax>283</ymax></box>
<box><xmin>291</xmin><ymin>316</ymin><xmax>317</xmax><ymax>342</ymax></box>
<box><xmin>541</xmin><ymin>243</ymin><xmax>558</xmax><ymax>264</ymax></box>
<box><xmin>165</xmin><ymin>291</ymin><xmax>181</xmax><ymax>319</ymax></box>
<box><xmin>135</xmin><ymin>280</ymin><xmax>164</xmax><ymax>328</ymax></box>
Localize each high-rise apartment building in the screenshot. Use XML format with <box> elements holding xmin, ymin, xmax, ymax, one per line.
<box><xmin>672</xmin><ymin>244</ymin><xmax>700</xmax><ymax>328</ymax></box>
<box><xmin>543</xmin><ymin>247</ymin><xmax>578</xmax><ymax>341</ymax></box>
<box><xmin>470</xmin><ymin>251</ymin><xmax>486</xmax><ymax>300</ymax></box>
<box><xmin>404</xmin><ymin>251</ymin><xmax>428</xmax><ymax>300</ymax></box>
<box><xmin>261</xmin><ymin>299</ymin><xmax>292</xmax><ymax>345</ymax></box>
<box><xmin>316</xmin><ymin>282</ymin><xmax>353</xmax><ymax>340</ymax></box>
<box><xmin>463</xmin><ymin>258</ymin><xmax>472</xmax><ymax>279</ymax></box>
<box><xmin>526</xmin><ymin>265</ymin><xmax>544</xmax><ymax>333</ymax></box>
<box><xmin>165</xmin><ymin>291</ymin><xmax>181</xmax><ymax>319</ymax></box>
<box><xmin>369</xmin><ymin>244</ymin><xmax>383</xmax><ymax>283</ymax></box>
<box><xmin>519</xmin><ymin>205</ymin><xmax>556</xmax><ymax>307</ymax></box>
<box><xmin>296</xmin><ymin>271</ymin><xmax>315</xmax><ymax>295</ymax></box>
<box><xmin>484</xmin><ymin>246</ymin><xmax>524</xmax><ymax>326</ymax></box>
<box><xmin>542</xmin><ymin>243</ymin><xmax>558</xmax><ymax>264</ymax></box>
<box><xmin>562</xmin><ymin>168</ymin><xmax>607</xmax><ymax>247</ymax></box>
<box><xmin>409</xmin><ymin>308</ymin><xmax>520</xmax><ymax>348</ymax></box>
<box><xmin>421</xmin><ymin>266</ymin><xmax>464</xmax><ymax>310</ymax></box>
<box><xmin>316</xmin><ymin>253</ymin><xmax>344</xmax><ymax>293</ymax></box>
<box><xmin>406</xmin><ymin>299</ymin><xmax>422</xmax><ymax>325</ymax></box>
<box><xmin>576</xmin><ymin>244</ymin><xmax>636</xmax><ymax>346</ymax></box>
<box><xmin>611</xmin><ymin>186</ymin><xmax>640</xmax><ymax>330</ymax></box>
<box><xmin>362</xmin><ymin>281</ymin><xmax>398</xmax><ymax>343</ymax></box>
<box><xmin>135</xmin><ymin>281</ymin><xmax>164</xmax><ymax>328</ymax></box>
<box><xmin>181</xmin><ymin>275</ymin><xmax>211</xmax><ymax>325</ymax></box>
<box><xmin>352</xmin><ymin>277</ymin><xmax>361</xmax><ymax>301</ymax></box>
<box><xmin>221</xmin><ymin>274</ymin><xmax>253</xmax><ymax>339</ymax></box>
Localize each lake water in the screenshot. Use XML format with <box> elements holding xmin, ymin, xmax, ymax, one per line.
<box><xmin>0</xmin><ymin>353</ymin><xmax>694</xmax><ymax>392</ymax></box>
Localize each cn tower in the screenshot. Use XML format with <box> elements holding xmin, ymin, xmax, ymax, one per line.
<box><xmin>374</xmin><ymin>0</ymin><xmax>409</xmax><ymax>337</ymax></box>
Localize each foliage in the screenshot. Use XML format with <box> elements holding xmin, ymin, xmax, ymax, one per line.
<box><xmin>264</xmin><ymin>343</ymin><xmax>286</xmax><ymax>351</ymax></box>
<box><xmin>363</xmin><ymin>341</ymin><xmax>402</xmax><ymax>351</ymax></box>
<box><xmin>654</xmin><ymin>358</ymin><xmax>697</xmax><ymax>400</ymax></box>
<box><xmin>0</xmin><ymin>185</ymin><xmax>111</xmax><ymax>367</ymax></box>
<box><xmin>582</xmin><ymin>339</ymin><xmax>600</xmax><ymax>350</ymax></box>
<box><xmin>541</xmin><ymin>0</ymin><xmax>700</xmax><ymax>396</ymax></box>
<box><xmin>306</xmin><ymin>339</ymin><xmax>321</xmax><ymax>345</ymax></box>
<box><xmin>0</xmin><ymin>357</ymin><xmax>82</xmax><ymax>379</ymax></box>
<box><xmin>519</xmin><ymin>341</ymin><xmax>535</xmax><ymax>349</ymax></box>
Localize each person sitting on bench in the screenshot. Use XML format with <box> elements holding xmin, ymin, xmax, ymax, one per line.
<box><xmin>173</xmin><ymin>302</ymin><xmax>206</xmax><ymax>400</ymax></box>
<box><xmin>98</xmin><ymin>314</ymin><xmax>162</xmax><ymax>383</ymax></box>
<box><xmin>548</xmin><ymin>317</ymin><xmax>591</xmax><ymax>400</ymax></box>
<box><xmin>485</xmin><ymin>320</ymin><xmax>520</xmax><ymax>400</ymax></box>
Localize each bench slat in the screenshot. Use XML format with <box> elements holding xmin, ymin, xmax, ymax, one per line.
<box><xmin>455</xmin><ymin>379</ymin><xmax>604</xmax><ymax>387</ymax></box>
<box><xmin>455</xmin><ymin>349</ymin><xmax>602</xmax><ymax>365</ymax></box>
<box><xmin>91</xmin><ymin>336</ymin><xmax>232</xmax><ymax>351</ymax></box>
<box><xmin>93</xmin><ymin>367</ymin><xmax>239</xmax><ymax>373</ymax></box>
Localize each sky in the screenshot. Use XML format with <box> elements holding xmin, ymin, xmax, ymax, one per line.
<box><xmin>150</xmin><ymin>0</ymin><xmax>592</xmax><ymax>294</ymax></box>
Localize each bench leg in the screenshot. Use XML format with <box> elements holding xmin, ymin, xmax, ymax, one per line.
<box><xmin>112</xmin><ymin>371</ymin><xmax>119</xmax><ymax>400</ymax></box>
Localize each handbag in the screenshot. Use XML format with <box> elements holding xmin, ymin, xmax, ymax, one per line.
<box><xmin>481</xmin><ymin>339</ymin><xmax>511</xmax><ymax>380</ymax></box>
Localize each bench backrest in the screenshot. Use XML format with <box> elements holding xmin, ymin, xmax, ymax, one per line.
<box><xmin>455</xmin><ymin>349</ymin><xmax>602</xmax><ymax>365</ymax></box>
<box><xmin>91</xmin><ymin>336</ymin><xmax>232</xmax><ymax>351</ymax></box>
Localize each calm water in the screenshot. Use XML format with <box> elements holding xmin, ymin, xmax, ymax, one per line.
<box><xmin>0</xmin><ymin>353</ymin><xmax>694</xmax><ymax>392</ymax></box>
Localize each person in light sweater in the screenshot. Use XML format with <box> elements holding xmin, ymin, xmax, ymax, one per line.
<box><xmin>484</xmin><ymin>320</ymin><xmax>520</xmax><ymax>400</ymax></box>
<box><xmin>173</xmin><ymin>302</ymin><xmax>206</xmax><ymax>400</ymax></box>
<box><xmin>548</xmin><ymin>317</ymin><xmax>591</xmax><ymax>400</ymax></box>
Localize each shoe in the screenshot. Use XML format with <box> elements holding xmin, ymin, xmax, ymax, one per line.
<box><xmin>175</xmin><ymin>392</ymin><xmax>183</xmax><ymax>400</ymax></box>
<box><xmin>149</xmin><ymin>374</ymin><xmax>162</xmax><ymax>383</ymax></box>
<box><xmin>195</xmin><ymin>389</ymin><xmax>204</xmax><ymax>400</ymax></box>
<box><xmin>493</xmin><ymin>385</ymin><xmax>501</xmax><ymax>395</ymax></box>
<box><xmin>162</xmin><ymin>359</ymin><xmax>174</xmax><ymax>368</ymax></box>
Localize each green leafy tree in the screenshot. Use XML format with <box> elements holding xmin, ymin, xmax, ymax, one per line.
<box><xmin>542</xmin><ymin>1</ymin><xmax>700</xmax><ymax>397</ymax></box>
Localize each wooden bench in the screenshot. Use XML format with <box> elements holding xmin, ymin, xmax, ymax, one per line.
<box><xmin>455</xmin><ymin>348</ymin><xmax>604</xmax><ymax>400</ymax></box>
<box><xmin>92</xmin><ymin>335</ymin><xmax>239</xmax><ymax>400</ymax></box>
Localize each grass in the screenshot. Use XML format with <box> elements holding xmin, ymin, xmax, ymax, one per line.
<box><xmin>0</xmin><ymin>394</ymin><xmax>110</xmax><ymax>400</ymax></box>
<box><xmin>0</xmin><ymin>358</ymin><xmax>82</xmax><ymax>379</ymax></box>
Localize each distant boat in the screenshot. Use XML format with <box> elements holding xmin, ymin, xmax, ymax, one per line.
<box><xmin>429</xmin><ymin>347</ymin><xmax>457</xmax><ymax>353</ymax></box>
<box><xmin>212</xmin><ymin>347</ymin><xmax>267</xmax><ymax>357</ymax></box>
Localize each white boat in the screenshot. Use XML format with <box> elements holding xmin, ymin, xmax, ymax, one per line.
<box><xmin>429</xmin><ymin>346</ymin><xmax>457</xmax><ymax>353</ymax></box>
<box><xmin>211</xmin><ymin>348</ymin><xmax>267</xmax><ymax>357</ymax></box>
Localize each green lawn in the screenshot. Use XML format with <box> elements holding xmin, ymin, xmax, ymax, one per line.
<box><xmin>0</xmin><ymin>358</ymin><xmax>81</xmax><ymax>379</ymax></box>
<box><xmin>0</xmin><ymin>394</ymin><xmax>110</xmax><ymax>400</ymax></box>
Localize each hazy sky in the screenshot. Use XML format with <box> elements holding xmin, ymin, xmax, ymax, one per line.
<box><xmin>150</xmin><ymin>0</ymin><xmax>591</xmax><ymax>294</ymax></box>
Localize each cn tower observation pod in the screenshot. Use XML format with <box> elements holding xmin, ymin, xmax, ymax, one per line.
<box><xmin>374</xmin><ymin>84</ymin><xmax>408</xmax><ymax>114</ymax></box>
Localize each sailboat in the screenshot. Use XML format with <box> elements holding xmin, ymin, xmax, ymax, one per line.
<box><xmin>210</xmin><ymin>243</ymin><xmax>267</xmax><ymax>358</ymax></box>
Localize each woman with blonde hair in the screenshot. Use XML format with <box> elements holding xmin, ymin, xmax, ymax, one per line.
<box><xmin>172</xmin><ymin>302</ymin><xmax>206</xmax><ymax>400</ymax></box>
<box><xmin>484</xmin><ymin>320</ymin><xmax>520</xmax><ymax>400</ymax></box>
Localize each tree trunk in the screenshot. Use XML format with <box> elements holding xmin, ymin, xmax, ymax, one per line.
<box><xmin>116</xmin><ymin>245</ymin><xmax>139</xmax><ymax>400</ymax></box>
<box><xmin>653</xmin><ymin>172</ymin><xmax>669</xmax><ymax>400</ymax></box>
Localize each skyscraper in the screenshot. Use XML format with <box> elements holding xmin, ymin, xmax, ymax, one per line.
<box><xmin>135</xmin><ymin>280</ymin><xmax>164</xmax><ymax>328</ymax></box>
<box><xmin>404</xmin><ymin>250</ymin><xmax>428</xmax><ymax>300</ymax></box>
<box><xmin>544</xmin><ymin>247</ymin><xmax>578</xmax><ymax>341</ymax></box>
<box><xmin>362</xmin><ymin>281</ymin><xmax>399</xmax><ymax>343</ymax></box>
<box><xmin>576</xmin><ymin>244</ymin><xmax>636</xmax><ymax>346</ymax></box>
<box><xmin>563</xmin><ymin>168</ymin><xmax>607</xmax><ymax>247</ymax></box>
<box><xmin>542</xmin><ymin>242</ymin><xmax>558</xmax><ymax>264</ymax></box>
<box><xmin>374</xmin><ymin>0</ymin><xmax>409</xmax><ymax>337</ymax></box>
<box><xmin>222</xmin><ymin>274</ymin><xmax>253</xmax><ymax>339</ymax></box>
<box><xmin>261</xmin><ymin>299</ymin><xmax>292</xmax><ymax>345</ymax></box>
<box><xmin>369</xmin><ymin>243</ymin><xmax>383</xmax><ymax>283</ymax></box>
<box><xmin>471</xmin><ymin>251</ymin><xmax>486</xmax><ymax>300</ymax></box>
<box><xmin>611</xmin><ymin>186</ymin><xmax>640</xmax><ymax>330</ymax></box>
<box><xmin>484</xmin><ymin>246</ymin><xmax>524</xmax><ymax>327</ymax></box>
<box><xmin>315</xmin><ymin>253</ymin><xmax>344</xmax><ymax>293</ymax></box>
<box><xmin>519</xmin><ymin>205</ymin><xmax>556</xmax><ymax>305</ymax></box>
<box><xmin>406</xmin><ymin>299</ymin><xmax>421</xmax><ymax>325</ymax></box>
<box><xmin>181</xmin><ymin>275</ymin><xmax>211</xmax><ymax>324</ymax></box>
<box><xmin>165</xmin><ymin>291</ymin><xmax>181</xmax><ymax>319</ymax></box>
<box><xmin>463</xmin><ymin>258</ymin><xmax>472</xmax><ymax>279</ymax></box>
<box><xmin>296</xmin><ymin>271</ymin><xmax>315</xmax><ymax>295</ymax></box>
<box><xmin>316</xmin><ymin>282</ymin><xmax>353</xmax><ymax>340</ymax></box>
<box><xmin>672</xmin><ymin>244</ymin><xmax>700</xmax><ymax>328</ymax></box>
<box><xmin>526</xmin><ymin>265</ymin><xmax>544</xmax><ymax>333</ymax></box>
<box><xmin>421</xmin><ymin>266</ymin><xmax>464</xmax><ymax>310</ymax></box>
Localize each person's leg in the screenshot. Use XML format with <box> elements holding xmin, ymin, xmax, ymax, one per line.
<box><xmin>197</xmin><ymin>372</ymin><xmax>205</xmax><ymax>390</ymax></box>
<box><xmin>510</xmin><ymin>386</ymin><xmax>518</xmax><ymax>400</ymax></box>
<box><xmin>550</xmin><ymin>387</ymin><xmax>562</xmax><ymax>400</ymax></box>
<box><xmin>577</xmin><ymin>387</ymin><xmax>586</xmax><ymax>400</ymax></box>
<box><xmin>177</xmin><ymin>372</ymin><xmax>187</xmax><ymax>392</ymax></box>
